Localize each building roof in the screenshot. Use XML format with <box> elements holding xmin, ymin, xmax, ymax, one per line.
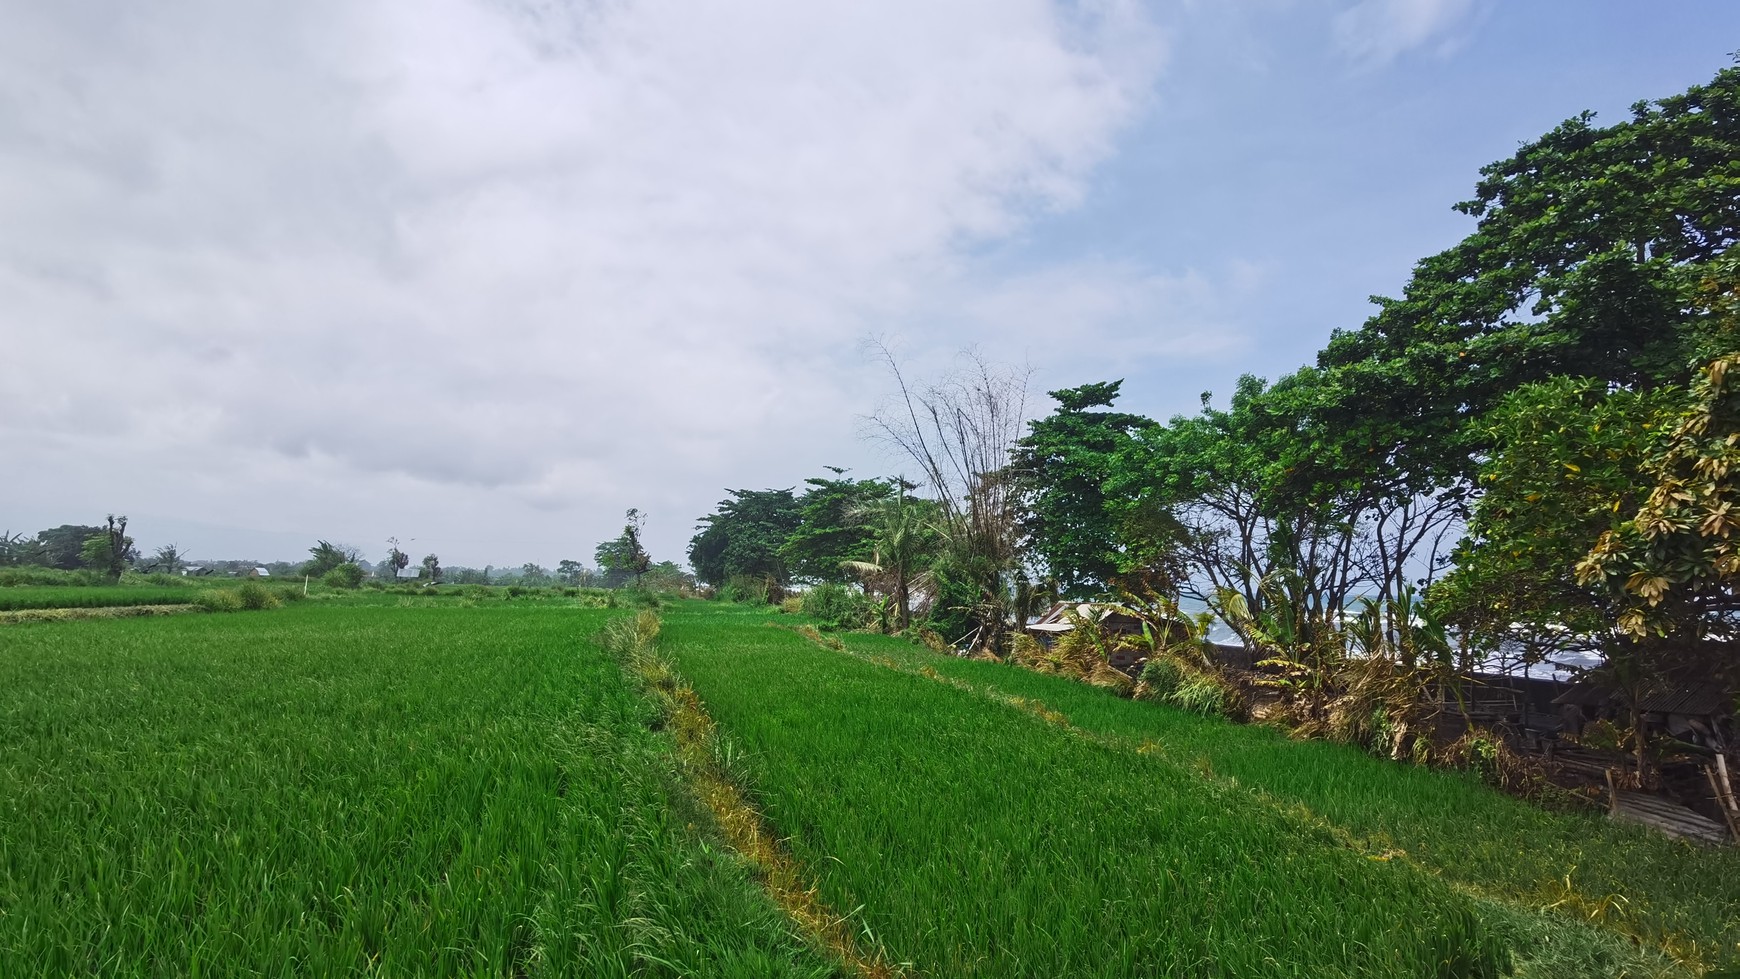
<box><xmin>1025</xmin><ymin>602</ymin><xmax>1182</xmax><ymax>634</ymax></box>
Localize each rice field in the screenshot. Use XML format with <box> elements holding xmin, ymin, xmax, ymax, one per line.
<box><xmin>833</xmin><ymin>629</ymin><xmax>1740</xmax><ymax>971</ymax></box>
<box><xmin>4</xmin><ymin>596</ymin><xmax>1735</xmax><ymax>977</ymax></box>
<box><xmin>660</xmin><ymin>606</ymin><xmax>1513</xmax><ymax>978</ymax></box>
<box><xmin>0</xmin><ymin>586</ymin><xmax>203</xmax><ymax>611</ymax></box>
<box><xmin>0</xmin><ymin>603</ymin><xmax>837</xmax><ymax>977</ymax></box>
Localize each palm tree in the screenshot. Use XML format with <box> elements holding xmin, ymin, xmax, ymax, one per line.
<box><xmin>152</xmin><ymin>544</ymin><xmax>184</xmax><ymax>575</ymax></box>
<box><xmin>842</xmin><ymin>483</ymin><xmax>937</xmax><ymax>631</ymax></box>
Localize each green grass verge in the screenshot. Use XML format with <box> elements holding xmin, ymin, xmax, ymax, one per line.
<box><xmin>837</xmin><ymin>627</ymin><xmax>1740</xmax><ymax>974</ymax></box>
<box><xmin>660</xmin><ymin>603</ymin><xmax>1520</xmax><ymax>978</ymax></box>
<box><xmin>0</xmin><ymin>604</ymin><xmax>840</xmax><ymax>978</ymax></box>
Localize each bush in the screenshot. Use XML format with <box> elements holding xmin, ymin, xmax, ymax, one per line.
<box><xmin>721</xmin><ymin>574</ymin><xmax>781</xmax><ymax>605</ymax></box>
<box><xmin>1135</xmin><ymin>654</ymin><xmax>1239</xmax><ymax>719</ymax></box>
<box><xmin>321</xmin><ymin>563</ymin><xmax>364</xmax><ymax>589</ymax></box>
<box><xmin>800</xmin><ymin>584</ymin><xmax>870</xmax><ymax>631</ymax></box>
<box><xmin>196</xmin><ymin>589</ymin><xmax>243</xmax><ymax>612</ymax></box>
<box><xmin>236</xmin><ymin>581</ymin><xmax>281</xmax><ymax>610</ymax></box>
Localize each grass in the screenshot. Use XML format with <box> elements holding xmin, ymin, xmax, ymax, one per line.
<box><xmin>0</xmin><ymin>603</ymin><xmax>840</xmax><ymax>977</ymax></box>
<box><xmin>9</xmin><ymin>596</ymin><xmax>1732</xmax><ymax>977</ymax></box>
<box><xmin>660</xmin><ymin>603</ymin><xmax>1521</xmax><ymax>978</ymax></box>
<box><xmin>833</xmin><ymin>627</ymin><xmax>1740</xmax><ymax>974</ymax></box>
<box><xmin>0</xmin><ymin>587</ymin><xmax>205</xmax><ymax>611</ymax></box>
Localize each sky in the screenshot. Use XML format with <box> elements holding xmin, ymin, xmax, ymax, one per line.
<box><xmin>3</xmin><ymin>0</ymin><xmax>1738</xmax><ymax>569</ymax></box>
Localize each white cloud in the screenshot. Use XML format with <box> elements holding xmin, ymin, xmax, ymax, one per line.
<box><xmin>1332</xmin><ymin>0</ymin><xmax>1479</xmax><ymax>66</ymax></box>
<box><xmin>0</xmin><ymin>0</ymin><xmax>1175</xmax><ymax>563</ymax></box>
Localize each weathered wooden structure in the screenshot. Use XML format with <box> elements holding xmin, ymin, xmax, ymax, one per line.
<box><xmin>1024</xmin><ymin>603</ymin><xmax>1190</xmax><ymax>677</ymax></box>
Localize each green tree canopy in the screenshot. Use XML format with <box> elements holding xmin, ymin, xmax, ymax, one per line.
<box><xmin>303</xmin><ymin>540</ymin><xmax>360</xmax><ymax>578</ymax></box>
<box><xmin>1319</xmin><ymin>66</ymin><xmax>1740</xmax><ymax>491</ymax></box>
<box><xmin>687</xmin><ymin>489</ymin><xmax>802</xmax><ymax>587</ymax></box>
<box><xmin>1013</xmin><ymin>381</ymin><xmax>1148</xmax><ymax>598</ymax></box>
<box><xmin>35</xmin><ymin>524</ymin><xmax>106</xmax><ymax>570</ymax></box>
<box><xmin>597</xmin><ymin>509</ymin><xmax>653</xmax><ymax>587</ymax></box>
<box><xmin>779</xmin><ymin>470</ymin><xmax>895</xmax><ymax>585</ymax></box>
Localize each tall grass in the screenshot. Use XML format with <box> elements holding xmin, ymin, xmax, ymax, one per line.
<box><xmin>840</xmin><ymin>630</ymin><xmax>1740</xmax><ymax>973</ymax></box>
<box><xmin>0</xmin><ymin>604</ymin><xmax>839</xmax><ymax>977</ymax></box>
<box><xmin>0</xmin><ymin>587</ymin><xmax>203</xmax><ymax>611</ymax></box>
<box><xmin>659</xmin><ymin>604</ymin><xmax>1512</xmax><ymax>978</ymax></box>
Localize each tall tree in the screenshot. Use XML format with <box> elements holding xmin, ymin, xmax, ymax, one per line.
<box><xmin>420</xmin><ymin>554</ymin><xmax>441</xmax><ymax>581</ymax></box>
<box><xmin>687</xmin><ymin>490</ymin><xmax>802</xmax><ymax>587</ymax></box>
<box><xmin>868</xmin><ymin>344</ymin><xmax>1031</xmax><ymax>652</ymax></box>
<box><xmin>35</xmin><ymin>524</ymin><xmax>106</xmax><ymax>570</ymax></box>
<box><xmin>79</xmin><ymin>515</ymin><xmax>134</xmax><ymax>582</ymax></box>
<box><xmin>779</xmin><ymin>469</ymin><xmax>894</xmax><ymax>585</ymax></box>
<box><xmin>303</xmin><ymin>540</ymin><xmax>360</xmax><ymax>578</ymax></box>
<box><xmin>1436</xmin><ymin>379</ymin><xmax>1685</xmax><ymax>776</ymax></box>
<box><xmin>842</xmin><ymin>483</ymin><xmax>939</xmax><ymax>631</ymax></box>
<box><xmin>1013</xmin><ymin>381</ymin><xmax>1148</xmax><ymax>597</ymax></box>
<box><xmin>152</xmin><ymin>544</ymin><xmax>184</xmax><ymax>575</ymax></box>
<box><xmin>1319</xmin><ymin>65</ymin><xmax>1740</xmax><ymax>491</ymax></box>
<box><xmin>597</xmin><ymin>508</ymin><xmax>653</xmax><ymax>588</ymax></box>
<box><xmin>383</xmin><ymin>538</ymin><xmax>410</xmax><ymax>580</ymax></box>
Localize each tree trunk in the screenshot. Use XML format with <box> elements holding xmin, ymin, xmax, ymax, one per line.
<box><xmin>1631</xmin><ymin>703</ymin><xmax>1651</xmax><ymax>787</ymax></box>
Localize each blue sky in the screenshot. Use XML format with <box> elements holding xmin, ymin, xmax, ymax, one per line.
<box><xmin>3</xmin><ymin>1</ymin><xmax>1737</xmax><ymax>568</ymax></box>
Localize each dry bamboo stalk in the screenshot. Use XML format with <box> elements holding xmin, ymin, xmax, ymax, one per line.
<box><xmin>1714</xmin><ymin>755</ymin><xmax>1740</xmax><ymax>842</ymax></box>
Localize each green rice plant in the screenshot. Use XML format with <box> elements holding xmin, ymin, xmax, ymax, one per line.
<box><xmin>658</xmin><ymin>605</ymin><xmax>1513</xmax><ymax>978</ymax></box>
<box><xmin>0</xmin><ymin>604</ymin><xmax>841</xmax><ymax>978</ymax></box>
<box><xmin>0</xmin><ymin>587</ymin><xmax>203</xmax><ymax>611</ymax></box>
<box><xmin>834</xmin><ymin>630</ymin><xmax>1739</xmax><ymax>974</ymax></box>
<box><xmin>0</xmin><ymin>567</ymin><xmax>101</xmax><ymax>587</ymax></box>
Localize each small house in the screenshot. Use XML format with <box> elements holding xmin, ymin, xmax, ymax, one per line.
<box><xmin>1025</xmin><ymin>602</ymin><xmax>1190</xmax><ymax>676</ymax></box>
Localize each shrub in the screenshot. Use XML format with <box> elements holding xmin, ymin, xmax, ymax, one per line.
<box><xmin>720</xmin><ymin>574</ymin><xmax>783</xmax><ymax>605</ymax></box>
<box><xmin>1134</xmin><ymin>653</ymin><xmax>1240</xmax><ymax>719</ymax></box>
<box><xmin>235</xmin><ymin>581</ymin><xmax>280</xmax><ymax>610</ymax></box>
<box><xmin>196</xmin><ymin>589</ymin><xmax>243</xmax><ymax>612</ymax></box>
<box><xmin>321</xmin><ymin>563</ymin><xmax>364</xmax><ymax>589</ymax></box>
<box><xmin>779</xmin><ymin>595</ymin><xmax>804</xmax><ymax>615</ymax></box>
<box><xmin>800</xmin><ymin>584</ymin><xmax>870</xmax><ymax>631</ymax></box>
<box><xmin>506</xmin><ymin>585</ymin><xmax>526</xmax><ymax>598</ymax></box>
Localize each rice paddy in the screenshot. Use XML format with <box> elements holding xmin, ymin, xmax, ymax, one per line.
<box><xmin>827</xmin><ymin>629</ymin><xmax>1740</xmax><ymax>970</ymax></box>
<box><xmin>0</xmin><ymin>586</ymin><xmax>203</xmax><ymax>611</ymax></box>
<box><xmin>0</xmin><ymin>602</ymin><xmax>837</xmax><ymax>977</ymax></box>
<box><xmin>2</xmin><ymin>595</ymin><xmax>1735</xmax><ymax>976</ymax></box>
